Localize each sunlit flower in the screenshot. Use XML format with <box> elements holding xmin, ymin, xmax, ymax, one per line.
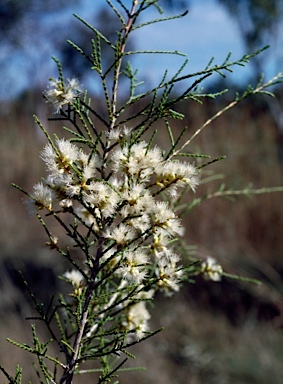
<box><xmin>79</xmin><ymin>153</ymin><xmax>101</xmax><ymax>175</ymax></box>
<box><xmin>122</xmin><ymin>183</ymin><xmax>154</xmax><ymax>211</ymax></box>
<box><xmin>44</xmin><ymin>78</ymin><xmax>83</xmax><ymax>113</ymax></box>
<box><xmin>156</xmin><ymin>248</ymin><xmax>180</xmax><ymax>265</ymax></box>
<box><xmin>122</xmin><ymin>290</ymin><xmax>154</xmax><ymax>340</ymax></box>
<box><xmin>150</xmin><ymin>229</ymin><xmax>171</xmax><ymax>255</ymax></box>
<box><xmin>123</xmin><ymin>212</ymin><xmax>151</xmax><ymax>233</ymax></box>
<box><xmin>153</xmin><ymin>201</ymin><xmax>184</xmax><ymax>237</ymax></box>
<box><xmin>83</xmin><ymin>181</ymin><xmax>121</xmax><ymax>218</ymax></box>
<box><xmin>155</xmin><ymin>161</ymin><xmax>199</xmax><ymax>196</ymax></box>
<box><xmin>103</xmin><ymin>223</ymin><xmax>137</xmax><ymax>246</ymax></box>
<box><xmin>28</xmin><ymin>182</ymin><xmax>53</xmax><ymax>211</ymax></box>
<box><xmin>59</xmin><ymin>198</ymin><xmax>73</xmax><ymax>209</ymax></box>
<box><xmin>120</xmin><ymin>183</ymin><xmax>155</xmax><ymax>231</ymax></box>
<box><xmin>156</xmin><ymin>257</ymin><xmax>183</xmax><ymax>296</ymax></box>
<box><xmin>63</xmin><ymin>269</ymin><xmax>85</xmax><ymax>296</ymax></box>
<box><xmin>112</xmin><ymin>141</ymin><xmax>163</xmax><ymax>179</ymax></box>
<box><xmin>41</xmin><ymin>139</ymin><xmax>80</xmax><ymax>175</ymax></box>
<box><xmin>107</xmin><ymin>125</ymin><xmax>133</xmax><ymax>141</ymax></box>
<box><xmin>116</xmin><ymin>249</ymin><xmax>149</xmax><ymax>284</ymax></box>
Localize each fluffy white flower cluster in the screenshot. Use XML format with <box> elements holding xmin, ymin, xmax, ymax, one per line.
<box><xmin>30</xmin><ymin>133</ymin><xmax>200</xmax><ymax>337</ymax></box>
<box><xmin>44</xmin><ymin>78</ymin><xmax>82</xmax><ymax>113</ymax></box>
<box><xmin>201</xmin><ymin>257</ymin><xmax>223</xmax><ymax>282</ymax></box>
<box><xmin>121</xmin><ymin>290</ymin><xmax>154</xmax><ymax>340</ymax></box>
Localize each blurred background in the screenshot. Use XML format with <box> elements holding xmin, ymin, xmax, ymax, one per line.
<box><xmin>1</xmin><ymin>0</ymin><xmax>283</xmax><ymax>383</ymax></box>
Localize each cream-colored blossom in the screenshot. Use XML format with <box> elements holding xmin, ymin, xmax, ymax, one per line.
<box><xmin>122</xmin><ymin>290</ymin><xmax>154</xmax><ymax>340</ymax></box>
<box><xmin>112</xmin><ymin>141</ymin><xmax>163</xmax><ymax>179</ymax></box>
<box><xmin>200</xmin><ymin>257</ymin><xmax>223</xmax><ymax>282</ymax></box>
<box><xmin>122</xmin><ymin>184</ymin><xmax>154</xmax><ymax>212</ymax></box>
<box><xmin>123</xmin><ymin>212</ymin><xmax>151</xmax><ymax>233</ymax></box>
<box><xmin>120</xmin><ymin>183</ymin><xmax>155</xmax><ymax>231</ymax></box>
<box><xmin>123</xmin><ymin>301</ymin><xmax>150</xmax><ymax>340</ymax></box>
<box><xmin>153</xmin><ymin>201</ymin><xmax>184</xmax><ymax>237</ymax></box>
<box><xmin>81</xmin><ymin>164</ymin><xmax>96</xmax><ymax>185</ymax></box>
<box><xmin>156</xmin><ymin>257</ymin><xmax>183</xmax><ymax>296</ymax></box>
<box><xmin>150</xmin><ymin>229</ymin><xmax>171</xmax><ymax>255</ymax></box>
<box><xmin>79</xmin><ymin>153</ymin><xmax>101</xmax><ymax>173</ymax></box>
<box><xmin>45</xmin><ymin>234</ymin><xmax>58</xmax><ymax>249</ymax></box>
<box><xmin>83</xmin><ymin>181</ymin><xmax>121</xmax><ymax>218</ymax></box>
<box><xmin>103</xmin><ymin>223</ymin><xmax>137</xmax><ymax>246</ymax></box>
<box><xmin>29</xmin><ymin>182</ymin><xmax>53</xmax><ymax>211</ymax></box>
<box><xmin>41</xmin><ymin>139</ymin><xmax>79</xmax><ymax>176</ymax></box>
<box><xmin>107</xmin><ymin>125</ymin><xmax>132</xmax><ymax>141</ymax></box>
<box><xmin>63</xmin><ymin>269</ymin><xmax>85</xmax><ymax>288</ymax></box>
<box><xmin>59</xmin><ymin>198</ymin><xmax>73</xmax><ymax>209</ymax></box>
<box><xmin>116</xmin><ymin>249</ymin><xmax>149</xmax><ymax>284</ymax></box>
<box><xmin>44</xmin><ymin>78</ymin><xmax>82</xmax><ymax>113</ymax></box>
<box><xmin>155</xmin><ymin>161</ymin><xmax>199</xmax><ymax>196</ymax></box>
<box><xmin>155</xmin><ymin>248</ymin><xmax>180</xmax><ymax>265</ymax></box>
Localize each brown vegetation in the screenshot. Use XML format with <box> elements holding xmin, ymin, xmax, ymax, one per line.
<box><xmin>0</xmin><ymin>91</ymin><xmax>283</xmax><ymax>383</ymax></box>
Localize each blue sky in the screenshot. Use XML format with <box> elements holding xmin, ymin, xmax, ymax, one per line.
<box><xmin>133</xmin><ymin>1</ymin><xmax>246</xmax><ymax>85</ymax></box>
<box><xmin>131</xmin><ymin>1</ymin><xmax>283</xmax><ymax>88</ymax></box>
<box><xmin>1</xmin><ymin>0</ymin><xmax>282</xmax><ymax>101</ymax></box>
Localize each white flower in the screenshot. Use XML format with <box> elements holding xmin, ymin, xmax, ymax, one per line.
<box><xmin>119</xmin><ymin>183</ymin><xmax>155</xmax><ymax>231</ymax></box>
<box><xmin>45</xmin><ymin>234</ymin><xmax>59</xmax><ymax>249</ymax></box>
<box><xmin>112</xmin><ymin>141</ymin><xmax>163</xmax><ymax>179</ymax></box>
<box><xmin>155</xmin><ymin>248</ymin><xmax>180</xmax><ymax>265</ymax></box>
<box><xmin>123</xmin><ymin>212</ymin><xmax>151</xmax><ymax>233</ymax></box>
<box><xmin>44</xmin><ymin>78</ymin><xmax>83</xmax><ymax>113</ymax></box>
<box><xmin>79</xmin><ymin>152</ymin><xmax>101</xmax><ymax>172</ymax></box>
<box><xmin>122</xmin><ymin>125</ymin><xmax>133</xmax><ymax>138</ymax></box>
<box><xmin>28</xmin><ymin>182</ymin><xmax>53</xmax><ymax>211</ymax></box>
<box><xmin>107</xmin><ymin>126</ymin><xmax>132</xmax><ymax>141</ymax></box>
<box><xmin>59</xmin><ymin>198</ymin><xmax>73</xmax><ymax>209</ymax></box>
<box><xmin>103</xmin><ymin>223</ymin><xmax>136</xmax><ymax>246</ymax></box>
<box><xmin>123</xmin><ymin>301</ymin><xmax>150</xmax><ymax>340</ymax></box>
<box><xmin>122</xmin><ymin>290</ymin><xmax>154</xmax><ymax>340</ymax></box>
<box><xmin>54</xmin><ymin>139</ymin><xmax>80</xmax><ymax>163</ymax></box>
<box><xmin>107</xmin><ymin>128</ymin><xmax>121</xmax><ymax>141</ymax></box>
<box><xmin>116</xmin><ymin>249</ymin><xmax>149</xmax><ymax>284</ymax></box>
<box><xmin>150</xmin><ymin>229</ymin><xmax>171</xmax><ymax>255</ymax></box>
<box><xmin>155</xmin><ymin>161</ymin><xmax>199</xmax><ymax>196</ymax></box>
<box><xmin>83</xmin><ymin>181</ymin><xmax>121</xmax><ymax>218</ymax></box>
<box><xmin>46</xmin><ymin>172</ymin><xmax>73</xmax><ymax>195</ymax></box>
<box><xmin>153</xmin><ymin>201</ymin><xmax>184</xmax><ymax>237</ymax></box>
<box><xmin>122</xmin><ymin>184</ymin><xmax>154</xmax><ymax>211</ymax></box>
<box><xmin>81</xmin><ymin>164</ymin><xmax>96</xmax><ymax>184</ymax></box>
<box><xmin>156</xmin><ymin>258</ymin><xmax>183</xmax><ymax>296</ymax></box>
<box><xmin>201</xmin><ymin>257</ymin><xmax>223</xmax><ymax>282</ymax></box>
<box><xmin>41</xmin><ymin>139</ymin><xmax>79</xmax><ymax>175</ymax></box>
<box><xmin>63</xmin><ymin>269</ymin><xmax>85</xmax><ymax>288</ymax></box>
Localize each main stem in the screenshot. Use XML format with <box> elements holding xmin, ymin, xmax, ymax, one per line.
<box><xmin>60</xmin><ymin>238</ymin><xmax>104</xmax><ymax>384</ymax></box>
